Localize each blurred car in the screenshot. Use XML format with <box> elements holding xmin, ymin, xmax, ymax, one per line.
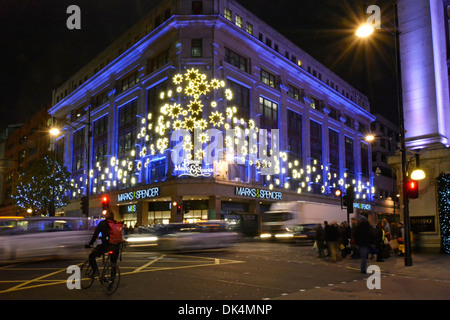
<box><xmin>290</xmin><ymin>224</ymin><xmax>319</xmax><ymax>244</ymax></box>
<box><xmin>124</xmin><ymin>225</ymin><xmax>178</xmax><ymax>249</ymax></box>
<box><xmin>156</xmin><ymin>221</ymin><xmax>241</xmax><ymax>251</ymax></box>
<box><xmin>124</xmin><ymin>223</ymin><xmax>198</xmax><ymax>246</ymax></box>
<box><xmin>124</xmin><ymin>226</ymin><xmax>162</xmax><ymax>249</ymax></box>
<box><xmin>0</xmin><ymin>216</ymin><xmax>92</xmax><ymax>263</ymax></box>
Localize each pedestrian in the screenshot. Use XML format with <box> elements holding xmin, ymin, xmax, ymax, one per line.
<box><xmin>382</xmin><ymin>219</ymin><xmax>391</xmax><ymax>242</ymax></box>
<box><xmin>397</xmin><ymin>221</ymin><xmax>405</xmax><ymax>256</ymax></box>
<box><xmin>381</xmin><ymin>219</ymin><xmax>391</xmax><ymax>259</ymax></box>
<box><xmin>339</xmin><ymin>221</ymin><xmax>351</xmax><ymax>258</ymax></box>
<box><xmin>325</xmin><ymin>221</ymin><xmax>342</xmax><ymax>262</ymax></box>
<box><xmin>353</xmin><ymin>216</ymin><xmax>376</xmax><ymax>273</ymax></box>
<box><xmin>350</xmin><ymin>217</ymin><xmax>359</xmax><ymax>259</ymax></box>
<box><xmin>375</xmin><ymin>221</ymin><xmax>385</xmax><ymax>262</ymax></box>
<box><xmin>323</xmin><ymin>221</ymin><xmax>330</xmax><ymax>257</ymax></box>
<box><xmin>315</xmin><ymin>224</ymin><xmax>325</xmax><ymax>258</ymax></box>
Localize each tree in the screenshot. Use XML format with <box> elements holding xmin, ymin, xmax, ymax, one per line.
<box><xmin>11</xmin><ymin>154</ymin><xmax>73</xmax><ymax>215</ymax></box>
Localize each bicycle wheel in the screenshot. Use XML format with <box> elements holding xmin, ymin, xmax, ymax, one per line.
<box><xmin>80</xmin><ymin>260</ymin><xmax>95</xmax><ymax>289</ymax></box>
<box><xmin>101</xmin><ymin>262</ymin><xmax>120</xmax><ymax>295</ymax></box>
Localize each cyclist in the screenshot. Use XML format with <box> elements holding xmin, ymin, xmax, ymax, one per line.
<box><xmin>87</xmin><ymin>209</ymin><xmax>121</xmax><ymax>277</ymax></box>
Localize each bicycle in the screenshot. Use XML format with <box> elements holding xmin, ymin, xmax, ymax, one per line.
<box><xmin>80</xmin><ymin>244</ymin><xmax>123</xmax><ymax>295</ymax></box>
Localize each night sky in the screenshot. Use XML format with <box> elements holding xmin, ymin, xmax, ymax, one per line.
<box><xmin>0</xmin><ymin>0</ymin><xmax>398</xmax><ymax>132</ymax></box>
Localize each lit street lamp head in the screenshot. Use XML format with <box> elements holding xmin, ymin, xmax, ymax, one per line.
<box><xmin>356</xmin><ymin>23</ymin><xmax>374</xmax><ymax>37</ymax></box>
<box><xmin>411</xmin><ymin>153</ymin><xmax>426</xmax><ymax>181</ymax></box>
<box><xmin>49</xmin><ymin>127</ymin><xmax>60</xmax><ymax>136</ymax></box>
<box><xmin>411</xmin><ymin>169</ymin><xmax>425</xmax><ymax>181</ymax></box>
<box><xmin>365</xmin><ymin>133</ymin><xmax>375</xmax><ymax>142</ymax></box>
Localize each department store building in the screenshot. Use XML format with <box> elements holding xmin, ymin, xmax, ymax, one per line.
<box><xmin>49</xmin><ymin>0</ymin><xmax>376</xmax><ymax>227</ymax></box>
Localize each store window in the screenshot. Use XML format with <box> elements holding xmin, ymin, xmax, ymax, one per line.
<box><xmin>191</xmin><ymin>38</ymin><xmax>202</xmax><ymax>57</ymax></box>
<box><xmin>259</xmin><ymin>97</ymin><xmax>278</xmax><ymax>129</ymax></box>
<box><xmin>260</xmin><ymin>69</ymin><xmax>275</xmax><ymax>88</ymax></box>
<box><xmin>224</xmin><ymin>7</ymin><xmax>232</xmax><ymax>21</ymax></box>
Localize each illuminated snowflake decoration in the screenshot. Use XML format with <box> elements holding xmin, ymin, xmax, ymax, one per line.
<box><xmin>209</xmin><ymin>111</ymin><xmax>224</xmax><ymax>127</ymax></box>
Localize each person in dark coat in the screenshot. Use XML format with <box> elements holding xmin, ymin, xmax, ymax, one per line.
<box><xmin>325</xmin><ymin>221</ymin><xmax>342</xmax><ymax>262</ymax></box>
<box><xmin>315</xmin><ymin>224</ymin><xmax>325</xmax><ymax>258</ymax></box>
<box><xmin>375</xmin><ymin>221</ymin><xmax>385</xmax><ymax>262</ymax></box>
<box><xmin>353</xmin><ymin>216</ymin><xmax>376</xmax><ymax>273</ymax></box>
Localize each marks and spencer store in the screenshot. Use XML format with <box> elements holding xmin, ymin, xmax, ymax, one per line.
<box><xmin>49</xmin><ymin>0</ymin><xmax>376</xmax><ymax>225</ymax></box>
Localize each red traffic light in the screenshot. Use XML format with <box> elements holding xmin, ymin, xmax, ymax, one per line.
<box><xmin>101</xmin><ymin>196</ymin><xmax>110</xmax><ymax>211</ymax></box>
<box><xmin>335</xmin><ymin>189</ymin><xmax>342</xmax><ymax>197</ymax></box>
<box><xmin>406</xmin><ymin>179</ymin><xmax>419</xmax><ymax>199</ymax></box>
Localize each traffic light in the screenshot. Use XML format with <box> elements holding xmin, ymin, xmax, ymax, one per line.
<box><xmin>101</xmin><ymin>196</ymin><xmax>110</xmax><ymax>214</ymax></box>
<box><xmin>81</xmin><ymin>196</ymin><xmax>88</xmax><ymax>215</ymax></box>
<box><xmin>344</xmin><ymin>186</ymin><xmax>354</xmax><ymax>214</ymax></box>
<box><xmin>406</xmin><ymin>179</ymin><xmax>419</xmax><ymax>199</ymax></box>
<box><xmin>183</xmin><ymin>202</ymin><xmax>190</xmax><ymax>214</ymax></box>
<box><xmin>172</xmin><ymin>201</ymin><xmax>182</xmax><ymax>214</ymax></box>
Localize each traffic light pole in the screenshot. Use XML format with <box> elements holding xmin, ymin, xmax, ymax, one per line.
<box><xmin>85</xmin><ymin>106</ymin><xmax>91</xmax><ymax>221</ymax></box>
<box><xmin>51</xmin><ymin>106</ymin><xmax>91</xmax><ymax>224</ymax></box>
<box><xmin>393</xmin><ymin>0</ymin><xmax>412</xmax><ymax>266</ymax></box>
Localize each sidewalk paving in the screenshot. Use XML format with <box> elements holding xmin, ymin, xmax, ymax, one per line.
<box><xmin>274</xmin><ymin>251</ymin><xmax>450</xmax><ymax>300</ymax></box>
<box><xmin>341</xmin><ymin>251</ymin><xmax>450</xmax><ymax>281</ymax></box>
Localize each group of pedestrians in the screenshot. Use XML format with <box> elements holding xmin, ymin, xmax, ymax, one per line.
<box><xmin>314</xmin><ymin>217</ymin><xmax>404</xmax><ymax>273</ymax></box>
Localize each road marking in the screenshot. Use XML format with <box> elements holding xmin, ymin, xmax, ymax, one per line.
<box><xmin>0</xmin><ymin>253</ymin><xmax>245</xmax><ymax>294</ymax></box>
<box><xmin>132</xmin><ymin>254</ymin><xmax>166</xmax><ymax>273</ymax></box>
<box><xmin>0</xmin><ymin>267</ymin><xmax>68</xmax><ymax>294</ymax></box>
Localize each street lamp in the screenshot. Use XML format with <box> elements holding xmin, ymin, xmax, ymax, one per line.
<box><xmin>49</xmin><ymin>109</ymin><xmax>92</xmax><ymax>219</ymax></box>
<box><xmin>356</xmin><ymin>23</ymin><xmax>374</xmax><ymax>38</ymax></box>
<box><xmin>365</xmin><ymin>133</ymin><xmax>375</xmax><ymax>143</ymax></box>
<box><xmin>49</xmin><ymin>124</ymin><xmax>60</xmax><ymax>216</ymax></box>
<box><xmin>357</xmin><ymin>0</ymin><xmax>413</xmax><ymax>266</ymax></box>
<box><xmin>410</xmin><ymin>154</ymin><xmax>425</xmax><ymax>181</ymax></box>
<box><xmin>49</xmin><ymin>127</ymin><xmax>60</xmax><ymax>136</ymax></box>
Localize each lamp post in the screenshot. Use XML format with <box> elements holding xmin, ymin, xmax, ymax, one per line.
<box><xmin>357</xmin><ymin>0</ymin><xmax>413</xmax><ymax>266</ymax></box>
<box><xmin>50</xmin><ymin>107</ymin><xmax>92</xmax><ymax>219</ymax></box>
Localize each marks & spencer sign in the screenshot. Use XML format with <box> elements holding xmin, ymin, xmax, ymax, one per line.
<box><xmin>235</xmin><ymin>187</ymin><xmax>282</xmax><ymax>200</ymax></box>
<box><xmin>118</xmin><ymin>187</ymin><xmax>160</xmax><ymax>202</ymax></box>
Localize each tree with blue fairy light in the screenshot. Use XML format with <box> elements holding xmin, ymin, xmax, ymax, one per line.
<box><xmin>11</xmin><ymin>154</ymin><xmax>73</xmax><ymax>216</ymax></box>
<box><xmin>438</xmin><ymin>173</ymin><xmax>450</xmax><ymax>254</ymax></box>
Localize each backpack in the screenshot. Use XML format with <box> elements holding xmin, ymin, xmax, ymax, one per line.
<box><xmin>108</xmin><ymin>220</ymin><xmax>125</xmax><ymax>244</ymax></box>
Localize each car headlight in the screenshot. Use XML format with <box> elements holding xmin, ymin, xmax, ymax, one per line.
<box><xmin>275</xmin><ymin>233</ymin><xmax>294</xmax><ymax>238</ymax></box>
<box><xmin>126</xmin><ymin>236</ymin><xmax>158</xmax><ymax>242</ymax></box>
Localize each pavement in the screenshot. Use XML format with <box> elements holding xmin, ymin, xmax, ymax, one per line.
<box><xmin>273</xmin><ymin>251</ymin><xmax>450</xmax><ymax>300</ymax></box>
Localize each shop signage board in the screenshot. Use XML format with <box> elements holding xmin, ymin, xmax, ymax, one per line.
<box><xmin>353</xmin><ymin>202</ymin><xmax>372</xmax><ymax>210</ymax></box>
<box><xmin>118</xmin><ymin>187</ymin><xmax>160</xmax><ymax>202</ymax></box>
<box><xmin>235</xmin><ymin>187</ymin><xmax>282</xmax><ymax>200</ymax></box>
